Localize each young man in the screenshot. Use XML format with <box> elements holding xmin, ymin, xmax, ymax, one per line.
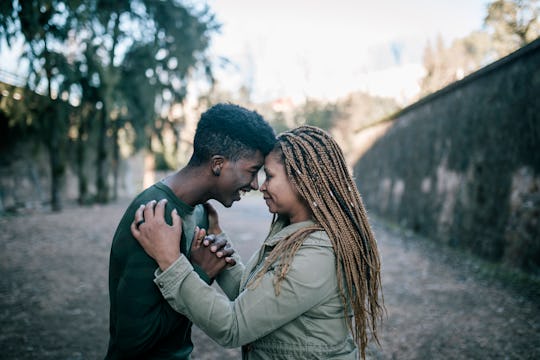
<box><xmin>105</xmin><ymin>103</ymin><xmax>276</xmax><ymax>359</ymax></box>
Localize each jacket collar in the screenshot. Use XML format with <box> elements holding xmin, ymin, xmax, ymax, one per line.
<box><xmin>264</xmin><ymin>219</ymin><xmax>316</xmax><ymax>247</ymax></box>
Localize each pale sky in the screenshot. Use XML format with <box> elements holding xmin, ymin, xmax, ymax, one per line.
<box><xmin>204</xmin><ymin>0</ymin><xmax>490</xmax><ymax>103</ymax></box>
<box><xmin>0</xmin><ymin>1</ymin><xmax>490</xmax><ymax>105</ymax></box>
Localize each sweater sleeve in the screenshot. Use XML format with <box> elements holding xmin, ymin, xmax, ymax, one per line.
<box><xmin>109</xmin><ymin>197</ymin><xmax>211</xmax><ymax>356</ymax></box>
<box><xmin>112</xmin><ymin>242</ymin><xmax>185</xmax><ymax>356</ymax></box>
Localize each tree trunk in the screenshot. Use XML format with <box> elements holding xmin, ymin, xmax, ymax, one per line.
<box><xmin>112</xmin><ymin>120</ymin><xmax>120</xmax><ymax>201</ymax></box>
<box><xmin>49</xmin><ymin>141</ymin><xmax>63</xmax><ymax>212</ymax></box>
<box><xmin>47</xmin><ymin>101</ymin><xmax>66</xmax><ymax>212</ymax></box>
<box><xmin>76</xmin><ymin>114</ymin><xmax>89</xmax><ymax>204</ymax></box>
<box><xmin>43</xmin><ymin>39</ymin><xmax>64</xmax><ymax>212</ymax></box>
<box><xmin>95</xmin><ymin>12</ymin><xmax>121</xmax><ymax>204</ymax></box>
<box><xmin>143</xmin><ymin>150</ymin><xmax>156</xmax><ymax>190</ymax></box>
<box><xmin>95</xmin><ymin>106</ymin><xmax>109</xmax><ymax>203</ymax></box>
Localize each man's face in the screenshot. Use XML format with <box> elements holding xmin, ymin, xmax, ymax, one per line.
<box><xmin>215</xmin><ymin>150</ymin><xmax>265</xmax><ymax>207</ymax></box>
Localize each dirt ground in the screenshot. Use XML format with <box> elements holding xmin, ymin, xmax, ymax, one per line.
<box><xmin>1</xmin><ymin>195</ymin><xmax>539</xmax><ymax>360</ymax></box>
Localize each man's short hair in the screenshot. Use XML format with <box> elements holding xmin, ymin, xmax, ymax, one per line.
<box><xmin>189</xmin><ymin>103</ymin><xmax>276</xmax><ymax>165</ymax></box>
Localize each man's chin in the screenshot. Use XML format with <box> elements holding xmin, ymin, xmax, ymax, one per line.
<box><xmin>217</xmin><ymin>193</ymin><xmax>242</xmax><ymax>208</ymax></box>
<box><xmin>219</xmin><ymin>198</ymin><xmax>236</xmax><ymax>208</ymax></box>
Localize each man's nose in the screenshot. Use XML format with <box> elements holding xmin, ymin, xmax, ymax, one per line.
<box><xmin>250</xmin><ymin>176</ymin><xmax>259</xmax><ymax>190</ymax></box>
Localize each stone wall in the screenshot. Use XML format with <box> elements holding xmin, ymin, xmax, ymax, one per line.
<box><xmin>0</xmin><ymin>134</ymin><xmax>146</xmax><ymax>213</ymax></box>
<box><xmin>354</xmin><ymin>39</ymin><xmax>540</xmax><ymax>273</ymax></box>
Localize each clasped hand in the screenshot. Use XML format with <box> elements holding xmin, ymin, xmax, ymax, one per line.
<box><xmin>130</xmin><ymin>199</ymin><xmax>236</xmax><ymax>278</ymax></box>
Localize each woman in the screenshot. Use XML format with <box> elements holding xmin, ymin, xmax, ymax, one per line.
<box><xmin>132</xmin><ymin>125</ymin><xmax>384</xmax><ymax>359</ymax></box>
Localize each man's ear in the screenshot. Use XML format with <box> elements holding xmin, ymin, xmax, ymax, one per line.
<box><xmin>211</xmin><ymin>155</ymin><xmax>225</xmax><ymax>176</ymax></box>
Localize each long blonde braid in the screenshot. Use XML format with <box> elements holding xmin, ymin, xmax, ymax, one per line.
<box><xmin>249</xmin><ymin>125</ymin><xmax>384</xmax><ymax>359</ymax></box>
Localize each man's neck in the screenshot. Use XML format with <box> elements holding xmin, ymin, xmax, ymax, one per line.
<box><xmin>162</xmin><ymin>166</ymin><xmax>210</xmax><ymax>207</ymax></box>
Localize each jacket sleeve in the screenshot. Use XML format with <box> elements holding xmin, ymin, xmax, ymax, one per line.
<box><xmin>154</xmin><ymin>241</ymin><xmax>337</xmax><ymax>347</ymax></box>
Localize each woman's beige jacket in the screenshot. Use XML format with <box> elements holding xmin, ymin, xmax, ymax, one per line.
<box><xmin>154</xmin><ymin>219</ymin><xmax>357</xmax><ymax>359</ymax></box>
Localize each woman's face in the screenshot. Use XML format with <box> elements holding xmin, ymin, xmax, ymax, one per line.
<box><xmin>260</xmin><ymin>149</ymin><xmax>311</xmax><ymax>223</ymax></box>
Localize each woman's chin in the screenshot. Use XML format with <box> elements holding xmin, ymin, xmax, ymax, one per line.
<box><xmin>265</xmin><ymin>204</ymin><xmax>276</xmax><ymax>213</ymax></box>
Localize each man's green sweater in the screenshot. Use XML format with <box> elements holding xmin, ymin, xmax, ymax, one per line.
<box><xmin>106</xmin><ymin>182</ymin><xmax>210</xmax><ymax>359</ymax></box>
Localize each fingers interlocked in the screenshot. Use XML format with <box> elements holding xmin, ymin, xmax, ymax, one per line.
<box><xmin>203</xmin><ymin>234</ymin><xmax>234</xmax><ymax>261</ymax></box>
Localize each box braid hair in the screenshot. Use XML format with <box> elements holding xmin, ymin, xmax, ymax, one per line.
<box><xmin>248</xmin><ymin>125</ymin><xmax>384</xmax><ymax>358</ymax></box>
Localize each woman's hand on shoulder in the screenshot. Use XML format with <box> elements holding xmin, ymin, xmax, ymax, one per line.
<box><xmin>131</xmin><ymin>199</ymin><xmax>182</xmax><ymax>271</ymax></box>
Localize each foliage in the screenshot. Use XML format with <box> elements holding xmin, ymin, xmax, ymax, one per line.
<box><xmin>118</xmin><ymin>1</ymin><xmax>217</xmax><ymax>152</ymax></box>
<box><xmin>268</xmin><ymin>111</ymin><xmax>290</xmax><ymax>134</ymax></box>
<box><xmin>336</xmin><ymin>91</ymin><xmax>400</xmax><ymax>131</ymax></box>
<box><xmin>0</xmin><ymin>0</ymin><xmax>218</xmax><ymax>208</ymax></box>
<box><xmin>0</xmin><ymin>0</ymin><xmax>82</xmax><ymax>210</ymax></box>
<box><xmin>248</xmin><ymin>92</ymin><xmax>399</xmax><ymax>165</ymax></box>
<box><xmin>420</xmin><ymin>32</ymin><xmax>494</xmax><ymax>96</ymax></box>
<box><xmin>485</xmin><ymin>0</ymin><xmax>540</xmax><ymax>57</ymax></box>
<box><xmin>420</xmin><ymin>0</ymin><xmax>540</xmax><ymax>96</ymax></box>
<box><xmin>293</xmin><ymin>99</ymin><xmax>342</xmax><ymax>131</ymax></box>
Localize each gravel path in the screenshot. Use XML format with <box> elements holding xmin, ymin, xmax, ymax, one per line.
<box><xmin>0</xmin><ymin>195</ymin><xmax>538</xmax><ymax>359</ymax></box>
